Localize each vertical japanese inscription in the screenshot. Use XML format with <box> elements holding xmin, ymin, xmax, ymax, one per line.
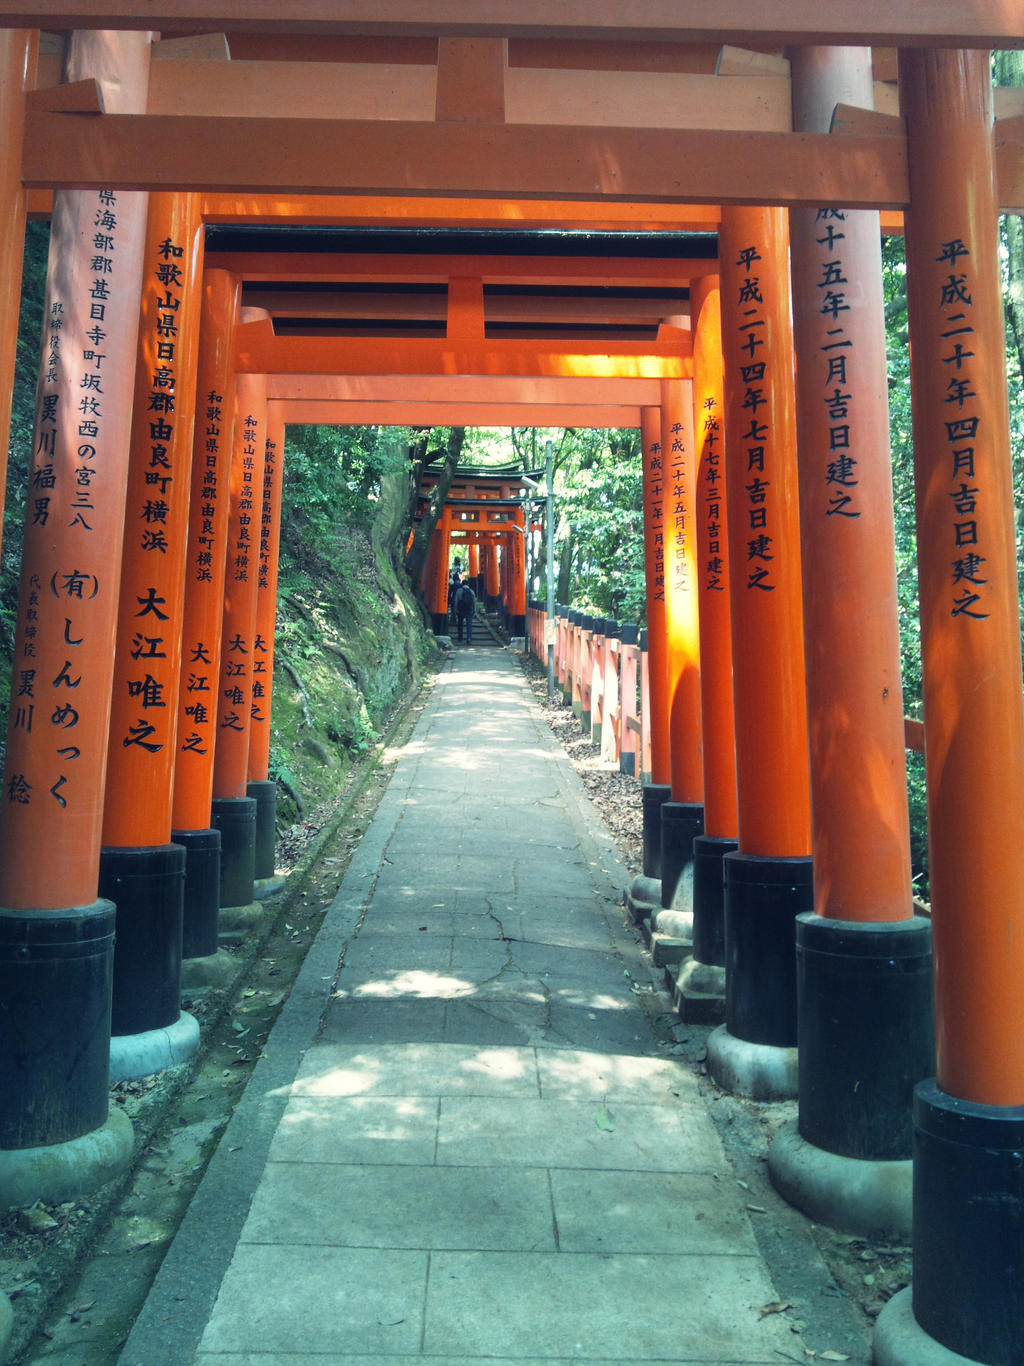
<box><xmin>6</xmin><ymin>191</ymin><xmax>124</xmax><ymax>812</ymax></box>
<box><xmin>700</xmin><ymin>397</ymin><xmax>725</xmax><ymax>592</ymax></box>
<box><xmin>813</xmin><ymin>209</ymin><xmax>862</xmax><ymax>521</ymax></box>
<box><xmin>668</xmin><ymin>421</ymin><xmax>689</xmax><ymax>593</ymax></box>
<box><xmin>734</xmin><ymin>244</ymin><xmax>775</xmax><ymax>592</ymax></box>
<box><xmin>119</xmin><ymin>231</ymin><xmax>187</xmax><ymax>759</ymax></box>
<box><xmin>934</xmin><ymin>237</ymin><xmax>989</xmax><ymax>621</ymax></box>
<box><xmin>645</xmin><ymin>433</ymin><xmax>665</xmax><ymax>603</ymax></box>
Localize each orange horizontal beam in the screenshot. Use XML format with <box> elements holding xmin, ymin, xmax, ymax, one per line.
<box><xmin>0</xmin><ymin>2</ymin><xmax>1017</xmax><ymax>45</ymax></box>
<box><xmin>210</xmin><ymin>251</ymin><xmax>711</xmax><ymax>289</ymax></box>
<box><xmin>25</xmin><ymin>187</ymin><xmax>904</xmax><ymax>235</ymax></box>
<box><xmin>22</xmin><ymin>112</ymin><xmax>909</xmax><ymax>209</ymax></box>
<box><xmin>244</xmin><ymin>289</ymin><xmax>688</xmax><ymax>325</ymax></box>
<box><xmin>264</xmin><ymin>373</ymin><xmax>664</xmax><ymax>404</ymax></box>
<box><xmin>273</xmin><ymin>400</ymin><xmax>641</xmax><ymax>428</ymax></box>
<box><xmin>201</xmin><ymin>192</ymin><xmax>722</xmax><ymax>232</ymax></box>
<box><xmin>237</xmin><ymin>323</ymin><xmax>691</xmax><ymax>378</ymax></box>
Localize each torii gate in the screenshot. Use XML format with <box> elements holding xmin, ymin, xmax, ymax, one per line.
<box><xmin>0</xmin><ymin>11</ymin><xmax>1021</xmax><ymax>1366</ymax></box>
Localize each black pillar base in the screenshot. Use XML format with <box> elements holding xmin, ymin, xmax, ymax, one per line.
<box><xmin>431</xmin><ymin>611</ymin><xmax>448</xmax><ymax>635</ymax></box>
<box><xmin>172</xmin><ymin>827</ymin><xmax>221</xmax><ymax>960</ymax></box>
<box><xmin>912</xmin><ymin>1081</ymin><xmax>1024</xmax><ymax>1366</ymax></box>
<box><xmin>660</xmin><ymin>801</ymin><xmax>704</xmax><ymax>910</ymax></box>
<box><xmin>247</xmin><ymin>779</ymin><xmax>278</xmax><ymax>881</ymax></box>
<box><xmin>211</xmin><ymin>796</ymin><xmax>257</xmax><ymax>909</ymax></box>
<box><xmin>100</xmin><ymin>844</ymin><xmax>186</xmax><ymax>1038</ymax></box>
<box><xmin>641</xmin><ymin>783</ymin><xmax>672</xmax><ymax>880</ymax></box>
<box><xmin>797</xmin><ymin>914</ymin><xmax>933</xmax><ymax>1160</ymax></box>
<box><xmin>0</xmin><ymin>901</ymin><xmax>115</xmax><ymax>1149</ymax></box>
<box><xmin>724</xmin><ymin>852</ymin><xmax>813</xmax><ymax>1047</ymax></box>
<box><xmin>510</xmin><ymin>613</ymin><xmax>526</xmax><ymax>637</ymax></box>
<box><xmin>692</xmin><ymin>835</ymin><xmax>738</xmax><ymax>967</ymax></box>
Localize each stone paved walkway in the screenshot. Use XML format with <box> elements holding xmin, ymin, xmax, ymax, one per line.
<box><xmin>119</xmin><ymin>644</ymin><xmax>860</xmax><ymax>1366</ymax></box>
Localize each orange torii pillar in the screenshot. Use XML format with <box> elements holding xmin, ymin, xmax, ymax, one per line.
<box><xmin>210</xmin><ymin>356</ymin><xmax>267</xmax><ymax>916</ymax></box>
<box><xmin>707</xmin><ymin>206</ymin><xmax>814</xmax><ymax>1101</ymax></box>
<box><xmin>0</xmin><ymin>29</ymin><xmax>150</xmax><ymax>1197</ymax></box>
<box><xmin>657</xmin><ymin>375</ymin><xmax>705</xmax><ymax>915</ymax></box>
<box><xmin>638</xmin><ymin>405</ymin><xmax>673</xmax><ymax>884</ymax></box>
<box><xmin>247</xmin><ymin>406</ymin><xmax>285</xmax><ymax>896</ymax></box>
<box><xmin>468</xmin><ymin>543</ymin><xmax>481</xmax><ymax>597</ymax></box>
<box><xmin>873</xmin><ymin>51</ymin><xmax>1024</xmax><ymax>1366</ymax></box>
<box><xmin>768</xmin><ymin>48</ymin><xmax>933</xmax><ymax>1242</ymax></box>
<box><xmin>679</xmin><ymin>277</ymin><xmax>740</xmax><ymax>1012</ymax></box>
<box><xmin>483</xmin><ymin>540</ymin><xmax>500</xmax><ymax>611</ymax></box>
<box><xmin>507</xmin><ymin>508</ymin><xmax>527</xmax><ymax>645</ymax></box>
<box><xmin>99</xmin><ymin>192</ymin><xmax>204</xmax><ymax>1080</ymax></box>
<box><xmin>171</xmin><ymin>270</ymin><xmax>241</xmax><ymax>961</ymax></box>
<box><xmin>424</xmin><ymin>518</ymin><xmax>450</xmax><ymax>635</ymax></box>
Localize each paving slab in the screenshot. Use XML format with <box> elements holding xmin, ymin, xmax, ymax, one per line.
<box><xmin>120</xmin><ymin>648</ymin><xmax>868</xmax><ymax>1366</ymax></box>
<box><xmin>423</xmin><ymin>1250</ymin><xmax>792</xmax><ymax>1361</ymax></box>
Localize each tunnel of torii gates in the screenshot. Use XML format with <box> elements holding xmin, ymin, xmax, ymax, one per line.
<box><xmin>0</xmin><ymin>7</ymin><xmax>1023</xmax><ymax>1364</ymax></box>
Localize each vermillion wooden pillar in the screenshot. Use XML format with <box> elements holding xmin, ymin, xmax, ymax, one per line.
<box><xmin>100</xmin><ymin>192</ymin><xmax>203</xmax><ymax>1064</ymax></box>
<box><xmin>171</xmin><ymin>269</ymin><xmax>241</xmax><ymax>959</ymax></box>
<box><xmin>659</xmin><ymin>374</ymin><xmax>704</xmax><ymax>910</ymax></box>
<box><xmin>767</xmin><ymin>48</ymin><xmax>933</xmax><ymax>1238</ymax></box>
<box><xmin>423</xmin><ymin>521</ymin><xmax>442</xmax><ymax>628</ymax></box>
<box><xmin>710</xmin><ymin>205</ymin><xmax>813</xmax><ymax>1095</ymax></box>
<box><xmin>873</xmin><ymin>50</ymin><xmax>1024</xmax><ymax>1366</ymax></box>
<box><xmin>640</xmin><ymin>405</ymin><xmax>672</xmax><ymax>879</ymax></box>
<box><xmin>687</xmin><ymin>278</ymin><xmax>739</xmax><ymax>979</ymax></box>
<box><xmin>0</xmin><ymin>30</ymin><xmax>149</xmax><ymax>1179</ymax></box>
<box><xmin>484</xmin><ymin>540</ymin><xmax>500</xmax><ymax>607</ymax></box>
<box><xmin>508</xmin><ymin>507</ymin><xmax>527</xmax><ymax>642</ymax></box>
<box><xmin>468</xmin><ymin>543</ymin><xmax>480</xmax><ymax>596</ymax></box>
<box><xmin>247</xmin><ymin>405</ymin><xmax>285</xmax><ymax>891</ymax></box>
<box><xmin>0</xmin><ymin>30</ymin><xmax>34</xmax><ymax>546</ymax></box>
<box><xmin>211</xmin><ymin>343</ymin><xmax>267</xmax><ymax>913</ymax></box>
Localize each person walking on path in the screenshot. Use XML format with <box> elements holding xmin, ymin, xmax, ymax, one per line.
<box><xmin>455</xmin><ymin>578</ymin><xmax>476</xmax><ymax>645</ymax></box>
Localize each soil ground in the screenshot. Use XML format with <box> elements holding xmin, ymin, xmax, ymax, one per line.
<box><xmin>0</xmin><ymin>648</ymin><xmax>911</xmax><ymax>1366</ymax></box>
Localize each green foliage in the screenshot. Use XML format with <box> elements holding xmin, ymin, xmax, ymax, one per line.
<box><xmin>514</xmin><ymin>426</ymin><xmax>646</xmax><ymax>622</ymax></box>
<box><xmin>280</xmin><ymin>422</ymin><xmax>407</xmax><ymax>556</ymax></box>
<box><xmin>1</xmin><ymin>220</ymin><xmax>49</xmax><ymax>691</ymax></box>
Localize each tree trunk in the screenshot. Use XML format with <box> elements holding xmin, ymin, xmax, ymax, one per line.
<box><xmin>403</xmin><ymin>426</ymin><xmax>466</xmax><ymax>587</ymax></box>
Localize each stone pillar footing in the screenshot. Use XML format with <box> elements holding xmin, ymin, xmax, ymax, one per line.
<box><xmin>247</xmin><ymin>778</ymin><xmax>277</xmax><ymax>881</ymax></box>
<box><xmin>673</xmin><ymin>957</ymin><xmax>726</xmax><ymax>1024</ymax></box>
<box><xmin>706</xmin><ymin>1024</ymin><xmax>798</xmax><ymax>1101</ymax></box>
<box><xmin>626</xmin><ymin>875</ymin><xmax>661</xmax><ymax>927</ymax></box>
<box><xmin>692</xmin><ymin>835</ymin><xmax>737</xmax><ymax>967</ymax></box>
<box><xmin>0</xmin><ymin>901</ymin><xmax>116</xmax><ymax>1150</ymax></box>
<box><xmin>109</xmin><ymin>1011</ymin><xmax>200</xmax><ymax>1084</ymax></box>
<box><xmin>797</xmin><ymin>914</ymin><xmax>933</xmax><ymax>1159</ymax></box>
<box><xmin>768</xmin><ymin>1117</ymin><xmax>912</xmax><ymax>1241</ymax></box>
<box><xmin>180</xmin><ymin>947</ymin><xmax>240</xmax><ymax>993</ymax></box>
<box><xmin>907</xmin><ymin>1081</ymin><xmax>1024</xmax><ymax>1366</ymax></box>
<box><xmin>173</xmin><ymin>827</ymin><xmax>221</xmax><ymax>960</ymax></box>
<box><xmin>0</xmin><ymin>1105</ymin><xmax>133</xmax><ymax>1209</ymax></box>
<box><xmin>725</xmin><ymin>852</ymin><xmax>813</xmax><ymax>1048</ymax></box>
<box><xmin>874</xmin><ymin>1288</ymin><xmax>987</xmax><ymax>1366</ymax></box>
<box><xmin>254</xmin><ymin>874</ymin><xmax>286</xmax><ymax>900</ymax></box>
<box><xmin>211</xmin><ymin>796</ymin><xmax>257</xmax><ymax>910</ymax></box>
<box><xmin>641</xmin><ymin>783</ymin><xmax>671</xmax><ymax>880</ymax></box>
<box><xmin>660</xmin><ymin>801</ymin><xmax>704</xmax><ymax>911</ymax></box>
<box><xmin>217</xmin><ymin>899</ymin><xmax>266</xmax><ymax>945</ymax></box>
<box><xmin>100</xmin><ymin>844</ymin><xmax>186</xmax><ymax>1038</ymax></box>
